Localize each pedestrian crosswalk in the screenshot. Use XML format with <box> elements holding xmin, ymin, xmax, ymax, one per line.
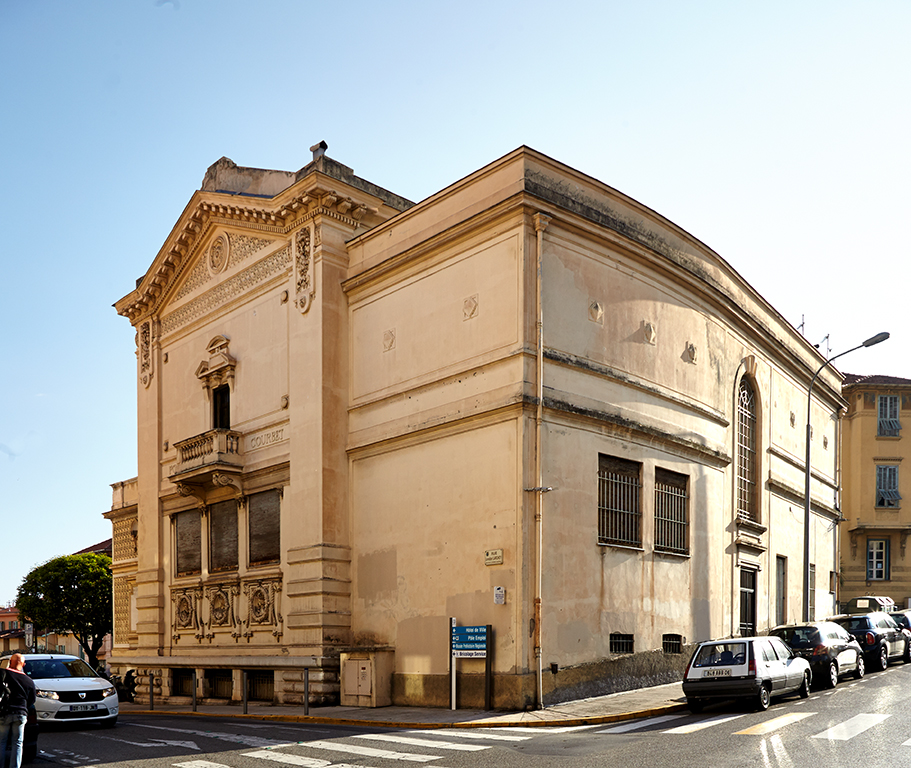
<box><xmin>164</xmin><ymin>706</ymin><xmax>910</xmax><ymax>768</ymax></box>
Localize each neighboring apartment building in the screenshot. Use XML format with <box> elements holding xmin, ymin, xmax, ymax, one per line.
<box><xmin>840</xmin><ymin>375</ymin><xmax>911</xmax><ymax>609</ymax></box>
<box><xmin>105</xmin><ymin>144</ymin><xmax>845</xmax><ymax>709</ymax></box>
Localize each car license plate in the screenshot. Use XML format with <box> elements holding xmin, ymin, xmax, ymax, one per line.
<box><xmin>703</xmin><ymin>668</ymin><xmax>732</xmax><ymax>677</ymax></box>
<box><xmin>70</xmin><ymin>704</ymin><xmax>98</xmax><ymax>712</ymax></box>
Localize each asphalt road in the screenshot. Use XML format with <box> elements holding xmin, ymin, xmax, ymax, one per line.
<box><xmin>25</xmin><ymin>661</ymin><xmax>911</xmax><ymax>768</ymax></box>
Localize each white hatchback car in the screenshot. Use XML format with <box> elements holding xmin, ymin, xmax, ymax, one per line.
<box><xmin>682</xmin><ymin>636</ymin><xmax>812</xmax><ymax>712</ymax></box>
<box><xmin>0</xmin><ymin>654</ymin><xmax>119</xmax><ymax>726</ymax></box>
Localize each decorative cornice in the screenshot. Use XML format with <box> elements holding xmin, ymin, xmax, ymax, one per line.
<box><xmin>120</xmin><ymin>186</ymin><xmax>375</xmax><ymax>324</ymax></box>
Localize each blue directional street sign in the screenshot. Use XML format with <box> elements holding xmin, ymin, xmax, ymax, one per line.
<box><xmin>452</xmin><ymin>625</ymin><xmax>487</xmax><ymax>657</ymax></box>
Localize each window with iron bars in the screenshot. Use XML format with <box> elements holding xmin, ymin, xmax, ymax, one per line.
<box><xmin>876</xmin><ymin>464</ymin><xmax>901</xmax><ymax>508</ymax></box>
<box><xmin>598</xmin><ymin>455</ymin><xmax>642</xmax><ymax>547</ymax></box>
<box><xmin>736</xmin><ymin>379</ymin><xmax>758</xmax><ymax>522</ymax></box>
<box><xmin>878</xmin><ymin>395</ymin><xmax>901</xmax><ymax>437</ymax></box>
<box><xmin>610</xmin><ymin>633</ymin><xmax>634</xmax><ymax>654</ymax></box>
<box><xmin>662</xmin><ymin>634</ymin><xmax>683</xmax><ymax>654</ymax></box>
<box><xmin>655</xmin><ymin>468</ymin><xmax>689</xmax><ymax>555</ymax></box>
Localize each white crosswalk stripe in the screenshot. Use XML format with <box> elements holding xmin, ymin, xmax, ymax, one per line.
<box><xmin>289</xmin><ymin>739</ymin><xmax>443</xmax><ymax>762</ymax></box>
<box><xmin>596</xmin><ymin>714</ymin><xmax>688</xmax><ymax>733</ymax></box>
<box><xmin>497</xmin><ymin>725</ymin><xmax>600</xmax><ymax>734</ymax></box>
<box><xmin>812</xmin><ymin>713</ymin><xmax>890</xmax><ymax>741</ymax></box>
<box><xmin>351</xmin><ymin>733</ymin><xmax>488</xmax><ymax>751</ymax></box>
<box><xmin>662</xmin><ymin>713</ymin><xmax>747</xmax><ymax>734</ymax></box>
<box><xmin>733</xmin><ymin>712</ymin><xmax>816</xmax><ymax>735</ymax></box>
<box><xmin>174</xmin><ymin>762</ymin><xmax>233</xmax><ymax>768</ymax></box>
<box><xmin>241</xmin><ymin>753</ymin><xmax>332</xmax><ymax>767</ymax></box>
<box><xmin>408</xmin><ymin>729</ymin><xmax>530</xmax><ymax>741</ymax></box>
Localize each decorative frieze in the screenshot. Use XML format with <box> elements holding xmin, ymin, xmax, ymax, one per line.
<box><xmin>161</xmin><ymin>245</ymin><xmax>291</xmax><ymax>336</ymax></box>
<box><xmin>138</xmin><ymin>320</ymin><xmax>153</xmax><ymax>388</ymax></box>
<box><xmin>295</xmin><ymin>226</ymin><xmax>313</xmax><ymax>313</ymax></box>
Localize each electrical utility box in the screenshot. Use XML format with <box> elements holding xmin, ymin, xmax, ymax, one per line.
<box><xmin>339</xmin><ymin>650</ymin><xmax>393</xmax><ymax>707</ymax></box>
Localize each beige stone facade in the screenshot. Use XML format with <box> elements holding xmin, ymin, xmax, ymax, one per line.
<box><xmin>840</xmin><ymin>375</ymin><xmax>911</xmax><ymax>609</ymax></box>
<box><xmin>107</xmin><ymin>144</ymin><xmax>845</xmax><ymax>709</ymax></box>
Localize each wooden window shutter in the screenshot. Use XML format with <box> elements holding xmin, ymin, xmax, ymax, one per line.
<box><xmin>175</xmin><ymin>510</ymin><xmax>201</xmax><ymax>576</ymax></box>
<box><xmin>248</xmin><ymin>490</ymin><xmax>281</xmax><ymax>566</ymax></box>
<box><xmin>209</xmin><ymin>500</ymin><xmax>238</xmax><ymax>573</ymax></box>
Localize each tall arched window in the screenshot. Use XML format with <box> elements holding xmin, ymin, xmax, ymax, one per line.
<box><xmin>737</xmin><ymin>378</ymin><xmax>758</xmax><ymax>522</ymax></box>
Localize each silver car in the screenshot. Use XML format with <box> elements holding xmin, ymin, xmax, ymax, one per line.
<box><xmin>683</xmin><ymin>636</ymin><xmax>811</xmax><ymax>713</ymax></box>
<box><xmin>1</xmin><ymin>654</ymin><xmax>119</xmax><ymax>726</ymax></box>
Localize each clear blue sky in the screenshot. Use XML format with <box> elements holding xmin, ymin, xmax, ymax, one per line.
<box><xmin>1</xmin><ymin>0</ymin><xmax>908</xmax><ymax>603</ymax></box>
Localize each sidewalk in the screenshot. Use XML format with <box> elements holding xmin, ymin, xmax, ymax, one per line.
<box><xmin>119</xmin><ymin>680</ymin><xmax>688</xmax><ymax>728</ymax></box>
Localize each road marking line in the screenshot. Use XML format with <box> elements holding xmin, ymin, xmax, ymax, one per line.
<box><xmin>734</xmin><ymin>712</ymin><xmax>815</xmax><ymax>735</ymax></box>
<box><xmin>352</xmin><ymin>734</ymin><xmax>487</xmax><ymax>751</ymax></box>
<box><xmin>132</xmin><ymin>722</ymin><xmax>288</xmax><ymax>748</ymax></box>
<box><xmin>496</xmin><ymin>725</ymin><xmax>600</xmax><ymax>733</ymax></box>
<box><xmin>296</xmin><ymin>740</ymin><xmax>443</xmax><ymax>762</ymax></box>
<box><xmin>663</xmin><ymin>713</ymin><xmax>746</xmax><ymax>734</ymax></box>
<box><xmin>408</xmin><ymin>729</ymin><xmax>530</xmax><ymax>741</ymax></box>
<box><xmin>812</xmin><ymin>713</ymin><xmax>890</xmax><ymax>740</ymax></box>
<box><xmin>240</xmin><ymin>753</ymin><xmax>331</xmax><ymax>767</ymax></box>
<box><xmin>596</xmin><ymin>715</ymin><xmax>688</xmax><ymax>733</ymax></box>
<box><xmin>174</xmin><ymin>762</ymin><xmax>234</xmax><ymax>768</ymax></box>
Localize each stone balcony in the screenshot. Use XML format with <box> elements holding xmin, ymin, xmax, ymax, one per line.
<box><xmin>170</xmin><ymin>429</ymin><xmax>243</xmax><ymax>485</ymax></box>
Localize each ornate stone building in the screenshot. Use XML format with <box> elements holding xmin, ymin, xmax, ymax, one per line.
<box><xmin>106</xmin><ymin>143</ymin><xmax>845</xmax><ymax>709</ymax></box>
<box><xmin>840</xmin><ymin>374</ymin><xmax>911</xmax><ymax>609</ymax></box>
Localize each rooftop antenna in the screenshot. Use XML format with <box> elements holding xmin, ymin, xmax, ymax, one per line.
<box><xmin>798</xmin><ymin>315</ymin><xmax>806</xmax><ymax>336</ymax></box>
<box><xmin>814</xmin><ymin>334</ymin><xmax>831</xmax><ymax>357</ymax></box>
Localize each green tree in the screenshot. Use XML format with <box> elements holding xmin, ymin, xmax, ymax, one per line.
<box><xmin>16</xmin><ymin>553</ymin><xmax>112</xmax><ymax>670</ymax></box>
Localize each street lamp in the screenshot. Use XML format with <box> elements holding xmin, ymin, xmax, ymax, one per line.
<box><xmin>803</xmin><ymin>332</ymin><xmax>890</xmax><ymax>621</ymax></box>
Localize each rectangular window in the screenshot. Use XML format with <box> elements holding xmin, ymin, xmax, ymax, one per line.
<box><xmin>597</xmin><ymin>455</ymin><xmax>642</xmax><ymax>548</ymax></box>
<box><xmin>654</xmin><ymin>468</ymin><xmax>688</xmax><ymax>554</ymax></box>
<box><xmin>739</xmin><ymin>568</ymin><xmax>757</xmax><ymax>636</ymax></box>
<box><xmin>172</xmin><ymin>669</ymin><xmax>195</xmax><ymax>697</ymax></box>
<box><xmin>776</xmin><ymin>556</ymin><xmax>787</xmax><ymax>627</ymax></box>
<box><xmin>213</xmin><ymin>385</ymin><xmax>231</xmax><ymax>430</ymax></box>
<box><xmin>209</xmin><ymin>500</ymin><xmax>238</xmax><ymax>573</ymax></box>
<box><xmin>662</xmin><ymin>634</ymin><xmax>683</xmax><ymax>654</ymax></box>
<box><xmin>609</xmin><ymin>633</ymin><xmax>634</xmax><ymax>654</ymax></box>
<box><xmin>248</xmin><ymin>489</ymin><xmax>281</xmax><ymax>566</ymax></box>
<box><xmin>878</xmin><ymin>395</ymin><xmax>901</xmax><ymax>436</ymax></box>
<box><xmin>876</xmin><ymin>465</ymin><xmax>901</xmax><ymax>508</ymax></box>
<box><xmin>175</xmin><ymin>510</ymin><xmax>202</xmax><ymax>577</ymax></box>
<box><xmin>867</xmin><ymin>539</ymin><xmax>890</xmax><ymax>580</ymax></box>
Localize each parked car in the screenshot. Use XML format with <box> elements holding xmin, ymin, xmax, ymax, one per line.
<box><xmin>889</xmin><ymin>609</ymin><xmax>911</xmax><ymax>631</ymax></box>
<box><xmin>0</xmin><ymin>654</ymin><xmax>118</xmax><ymax>727</ymax></box>
<box><xmin>829</xmin><ymin>612</ymin><xmax>911</xmax><ymax>671</ymax></box>
<box><xmin>682</xmin><ymin>636</ymin><xmax>811</xmax><ymax>713</ymax></box>
<box><xmin>769</xmin><ymin>621</ymin><xmax>865</xmax><ymax>688</ymax></box>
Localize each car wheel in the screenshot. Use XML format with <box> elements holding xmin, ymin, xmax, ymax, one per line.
<box><xmin>878</xmin><ymin>645</ymin><xmax>889</xmax><ymax>671</ymax></box>
<box><xmin>799</xmin><ymin>670</ymin><xmax>810</xmax><ymax>698</ymax></box>
<box><xmin>825</xmin><ymin>661</ymin><xmax>838</xmax><ymax>689</ymax></box>
<box><xmin>686</xmin><ymin>698</ymin><xmax>703</xmax><ymax>714</ymax></box>
<box><xmin>855</xmin><ymin>654</ymin><xmax>865</xmax><ymax>679</ymax></box>
<box><xmin>756</xmin><ymin>685</ymin><xmax>771</xmax><ymax>711</ymax></box>
<box><xmin>903</xmin><ymin>641</ymin><xmax>911</xmax><ymax>663</ymax></box>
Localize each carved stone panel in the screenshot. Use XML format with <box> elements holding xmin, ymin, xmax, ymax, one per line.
<box><xmin>171</xmin><ymin>586</ymin><xmax>203</xmax><ymax>642</ymax></box>
<box><xmin>242</xmin><ymin>577</ymin><xmax>283</xmax><ymax>640</ymax></box>
<box><xmin>205</xmin><ymin>581</ymin><xmax>241</xmax><ymax>640</ymax></box>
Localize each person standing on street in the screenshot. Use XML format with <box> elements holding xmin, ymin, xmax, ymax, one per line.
<box><xmin>0</xmin><ymin>653</ymin><xmax>36</xmax><ymax>768</ymax></box>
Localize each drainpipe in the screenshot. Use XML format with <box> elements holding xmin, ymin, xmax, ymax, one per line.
<box><xmin>532</xmin><ymin>213</ymin><xmax>551</xmax><ymax>709</ymax></box>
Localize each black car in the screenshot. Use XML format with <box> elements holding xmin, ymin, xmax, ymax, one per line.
<box><xmin>889</xmin><ymin>609</ymin><xmax>911</xmax><ymax>631</ymax></box>
<box><xmin>830</xmin><ymin>612</ymin><xmax>911</xmax><ymax>671</ymax></box>
<box><xmin>770</xmin><ymin>621</ymin><xmax>865</xmax><ymax>688</ymax></box>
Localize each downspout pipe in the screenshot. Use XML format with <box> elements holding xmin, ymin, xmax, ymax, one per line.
<box><xmin>532</xmin><ymin>212</ymin><xmax>551</xmax><ymax>709</ymax></box>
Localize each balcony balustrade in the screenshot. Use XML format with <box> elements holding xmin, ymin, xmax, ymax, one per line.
<box><xmin>170</xmin><ymin>429</ymin><xmax>243</xmax><ymax>482</ymax></box>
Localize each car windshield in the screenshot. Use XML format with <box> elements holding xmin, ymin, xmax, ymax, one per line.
<box><xmin>23</xmin><ymin>658</ymin><xmax>98</xmax><ymax>679</ymax></box>
<box><xmin>771</xmin><ymin>627</ymin><xmax>819</xmax><ymax>647</ymax></box>
<box><xmin>692</xmin><ymin>642</ymin><xmax>746</xmax><ymax>667</ymax></box>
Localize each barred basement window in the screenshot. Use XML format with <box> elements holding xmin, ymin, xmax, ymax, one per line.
<box><xmin>654</xmin><ymin>468</ymin><xmax>689</xmax><ymax>555</ymax></box>
<box><xmin>245</xmin><ymin>670</ymin><xmax>274</xmax><ymax>702</ymax></box>
<box><xmin>598</xmin><ymin>455</ymin><xmax>642</xmax><ymax>547</ymax></box>
<box><xmin>172</xmin><ymin>669</ymin><xmax>195</xmax><ymax>697</ymax></box>
<box><xmin>175</xmin><ymin>509</ymin><xmax>201</xmax><ymax>577</ymax></box>
<box><xmin>205</xmin><ymin>669</ymin><xmax>233</xmax><ymax>699</ymax></box>
<box><xmin>662</xmin><ymin>634</ymin><xmax>683</xmax><ymax>654</ymax></box>
<box><xmin>610</xmin><ymin>633</ymin><xmax>634</xmax><ymax>654</ymax></box>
